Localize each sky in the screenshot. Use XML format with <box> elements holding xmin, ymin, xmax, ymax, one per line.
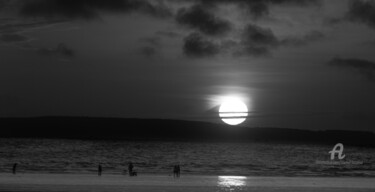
<box><xmin>1</xmin><ymin>0</ymin><xmax>375</xmax><ymax>131</ymax></box>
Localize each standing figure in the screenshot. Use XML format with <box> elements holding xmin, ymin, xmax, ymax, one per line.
<box><xmin>128</xmin><ymin>162</ymin><xmax>134</xmax><ymax>176</ymax></box>
<box><xmin>12</xmin><ymin>163</ymin><xmax>17</xmax><ymax>174</ymax></box>
<box><xmin>173</xmin><ymin>164</ymin><xmax>180</xmax><ymax>178</ymax></box>
<box><xmin>173</xmin><ymin>165</ymin><xmax>177</xmax><ymax>178</ymax></box>
<box><xmin>176</xmin><ymin>164</ymin><xmax>180</xmax><ymax>178</ymax></box>
<box><xmin>98</xmin><ymin>163</ymin><xmax>102</xmax><ymax>176</ymax></box>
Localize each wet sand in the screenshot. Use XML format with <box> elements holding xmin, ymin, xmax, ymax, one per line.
<box><xmin>0</xmin><ymin>173</ymin><xmax>374</xmax><ymax>192</ymax></box>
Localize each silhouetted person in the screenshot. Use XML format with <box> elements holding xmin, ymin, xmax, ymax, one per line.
<box><xmin>173</xmin><ymin>165</ymin><xmax>177</xmax><ymax>178</ymax></box>
<box><xmin>98</xmin><ymin>163</ymin><xmax>102</xmax><ymax>176</ymax></box>
<box><xmin>173</xmin><ymin>164</ymin><xmax>180</xmax><ymax>178</ymax></box>
<box><xmin>12</xmin><ymin>163</ymin><xmax>17</xmax><ymax>174</ymax></box>
<box><xmin>176</xmin><ymin>164</ymin><xmax>180</xmax><ymax>178</ymax></box>
<box><xmin>128</xmin><ymin>162</ymin><xmax>134</xmax><ymax>176</ymax></box>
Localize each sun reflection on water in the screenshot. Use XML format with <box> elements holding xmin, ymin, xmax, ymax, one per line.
<box><xmin>218</xmin><ymin>176</ymin><xmax>247</xmax><ymax>190</ymax></box>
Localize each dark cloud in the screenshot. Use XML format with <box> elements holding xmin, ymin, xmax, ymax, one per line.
<box><xmin>235</xmin><ymin>25</ymin><xmax>323</xmax><ymax>57</ymax></box>
<box><xmin>281</xmin><ymin>31</ymin><xmax>325</xmax><ymax>46</ymax></box>
<box><xmin>266</xmin><ymin>0</ymin><xmax>321</xmax><ymax>6</ymax></box>
<box><xmin>347</xmin><ymin>0</ymin><xmax>375</xmax><ymax>29</ymax></box>
<box><xmin>328</xmin><ymin>57</ymin><xmax>375</xmax><ymax>70</ymax></box>
<box><xmin>181</xmin><ymin>24</ymin><xmax>323</xmax><ymax>58</ymax></box>
<box><xmin>250</xmin><ymin>0</ymin><xmax>321</xmax><ymax>18</ymax></box>
<box><xmin>328</xmin><ymin>57</ymin><xmax>375</xmax><ymax>81</ymax></box>
<box><xmin>176</xmin><ymin>4</ymin><xmax>231</xmax><ymax>36</ymax></box>
<box><xmin>20</xmin><ymin>0</ymin><xmax>172</xmax><ymax>19</ymax></box>
<box><xmin>199</xmin><ymin>0</ymin><xmax>321</xmax><ymax>5</ymax></box>
<box><xmin>237</xmin><ymin>24</ymin><xmax>279</xmax><ymax>56</ymax></box>
<box><xmin>183</xmin><ymin>33</ymin><xmax>220</xmax><ymax>57</ymax></box>
<box><xmin>0</xmin><ymin>33</ymin><xmax>28</xmax><ymax>43</ymax></box>
<box><xmin>37</xmin><ymin>43</ymin><xmax>75</xmax><ymax>58</ymax></box>
<box><xmin>245</xmin><ymin>2</ymin><xmax>269</xmax><ymax>19</ymax></box>
<box><xmin>193</xmin><ymin>0</ymin><xmax>321</xmax><ymax>19</ymax></box>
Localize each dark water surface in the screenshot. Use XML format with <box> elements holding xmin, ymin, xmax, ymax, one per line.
<box><xmin>1</xmin><ymin>139</ymin><xmax>374</xmax><ymax>176</ymax></box>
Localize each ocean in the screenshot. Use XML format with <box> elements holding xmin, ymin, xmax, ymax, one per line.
<box><xmin>0</xmin><ymin>138</ymin><xmax>374</xmax><ymax>177</ymax></box>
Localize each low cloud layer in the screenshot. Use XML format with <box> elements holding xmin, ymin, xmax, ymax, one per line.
<box><xmin>0</xmin><ymin>33</ymin><xmax>28</xmax><ymax>43</ymax></box>
<box><xmin>328</xmin><ymin>57</ymin><xmax>375</xmax><ymax>81</ymax></box>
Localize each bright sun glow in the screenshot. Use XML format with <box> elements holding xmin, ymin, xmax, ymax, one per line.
<box><xmin>219</xmin><ymin>97</ymin><xmax>248</xmax><ymax>125</ymax></box>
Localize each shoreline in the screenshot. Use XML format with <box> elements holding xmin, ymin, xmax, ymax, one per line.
<box><xmin>1</xmin><ymin>173</ymin><xmax>375</xmax><ymax>192</ymax></box>
<box><xmin>3</xmin><ymin>170</ymin><xmax>375</xmax><ymax>178</ymax></box>
<box><xmin>2</xmin><ymin>171</ymin><xmax>375</xmax><ymax>177</ymax></box>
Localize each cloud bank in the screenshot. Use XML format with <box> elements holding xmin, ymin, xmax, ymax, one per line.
<box><xmin>328</xmin><ymin>57</ymin><xmax>375</xmax><ymax>81</ymax></box>
<box><xmin>183</xmin><ymin>33</ymin><xmax>220</xmax><ymax>57</ymax></box>
<box><xmin>1</xmin><ymin>0</ymin><xmax>328</xmax><ymax>59</ymax></box>
<box><xmin>347</xmin><ymin>0</ymin><xmax>375</xmax><ymax>29</ymax></box>
<box><xmin>192</xmin><ymin>0</ymin><xmax>321</xmax><ymax>18</ymax></box>
<box><xmin>176</xmin><ymin>4</ymin><xmax>231</xmax><ymax>36</ymax></box>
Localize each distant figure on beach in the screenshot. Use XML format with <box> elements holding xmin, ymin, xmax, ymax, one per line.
<box><xmin>12</xmin><ymin>163</ymin><xmax>17</xmax><ymax>174</ymax></box>
<box><xmin>98</xmin><ymin>163</ymin><xmax>102</xmax><ymax>176</ymax></box>
<box><xmin>173</xmin><ymin>164</ymin><xmax>180</xmax><ymax>178</ymax></box>
<box><xmin>176</xmin><ymin>164</ymin><xmax>180</xmax><ymax>177</ymax></box>
<box><xmin>128</xmin><ymin>162</ymin><xmax>134</xmax><ymax>176</ymax></box>
<box><xmin>173</xmin><ymin>165</ymin><xmax>177</xmax><ymax>177</ymax></box>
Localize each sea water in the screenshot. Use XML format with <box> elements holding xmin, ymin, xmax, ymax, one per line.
<box><xmin>0</xmin><ymin>138</ymin><xmax>374</xmax><ymax>176</ymax></box>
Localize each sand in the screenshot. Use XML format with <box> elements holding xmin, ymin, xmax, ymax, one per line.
<box><xmin>0</xmin><ymin>173</ymin><xmax>374</xmax><ymax>192</ymax></box>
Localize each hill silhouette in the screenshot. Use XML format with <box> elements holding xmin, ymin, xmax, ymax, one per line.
<box><xmin>1</xmin><ymin>117</ymin><xmax>374</xmax><ymax>147</ymax></box>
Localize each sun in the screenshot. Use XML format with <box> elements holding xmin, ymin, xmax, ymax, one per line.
<box><xmin>219</xmin><ymin>97</ymin><xmax>248</xmax><ymax>125</ymax></box>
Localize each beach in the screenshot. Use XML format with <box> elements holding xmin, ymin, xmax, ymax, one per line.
<box><xmin>1</xmin><ymin>173</ymin><xmax>375</xmax><ymax>192</ymax></box>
